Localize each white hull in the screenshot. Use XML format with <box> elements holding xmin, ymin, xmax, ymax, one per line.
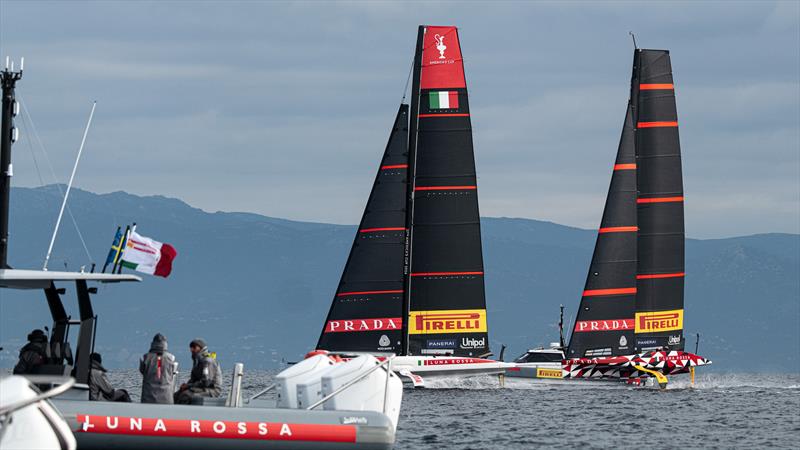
<box><xmin>389</xmin><ymin>356</ymin><xmax>510</xmax><ymax>387</ymax></box>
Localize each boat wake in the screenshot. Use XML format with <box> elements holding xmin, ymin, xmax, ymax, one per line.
<box><xmin>666</xmin><ymin>373</ymin><xmax>800</xmax><ymax>391</ymax></box>
<box><xmin>419</xmin><ymin>375</ymin><xmax>503</xmax><ymax>390</ymax></box>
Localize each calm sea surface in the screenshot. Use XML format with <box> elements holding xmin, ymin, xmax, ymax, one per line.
<box><xmin>100</xmin><ymin>369</ymin><xmax>800</xmax><ymax>449</ymax></box>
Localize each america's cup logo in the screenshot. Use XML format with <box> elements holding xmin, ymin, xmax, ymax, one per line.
<box><xmin>434</xmin><ymin>34</ymin><xmax>447</xmax><ymax>59</ymax></box>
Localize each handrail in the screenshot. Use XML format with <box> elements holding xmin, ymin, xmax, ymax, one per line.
<box><xmin>306</xmin><ymin>355</ymin><xmax>395</xmax><ymax>411</ymax></box>
<box><xmin>0</xmin><ymin>377</ymin><xmax>75</xmax><ymax>416</ymax></box>
<box><xmin>246</xmin><ymin>383</ymin><xmax>276</xmax><ymax>403</ymax></box>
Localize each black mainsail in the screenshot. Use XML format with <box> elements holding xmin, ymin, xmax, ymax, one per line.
<box><xmin>316</xmin><ymin>105</ymin><xmax>409</xmax><ymax>353</ymax></box>
<box><xmin>631</xmin><ymin>49</ymin><xmax>685</xmax><ymax>352</ymax></box>
<box><xmin>405</xmin><ymin>26</ymin><xmax>489</xmax><ymax>357</ymax></box>
<box><xmin>567</xmin><ymin>48</ymin><xmax>686</xmax><ymax>358</ymax></box>
<box><xmin>566</xmin><ymin>104</ymin><xmax>637</xmax><ymax>358</ymax></box>
<box><xmin>317</xmin><ymin>26</ymin><xmax>490</xmax><ymax>358</ymax></box>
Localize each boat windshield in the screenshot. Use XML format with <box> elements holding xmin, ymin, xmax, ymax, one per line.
<box><xmin>514</xmin><ymin>352</ymin><xmax>562</xmax><ymax>363</ymax></box>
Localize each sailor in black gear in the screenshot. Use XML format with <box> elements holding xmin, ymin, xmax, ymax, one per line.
<box><xmin>174</xmin><ymin>338</ymin><xmax>222</xmax><ymax>405</ymax></box>
<box><xmin>88</xmin><ymin>353</ymin><xmax>131</xmax><ymax>402</ymax></box>
<box><xmin>139</xmin><ymin>333</ymin><xmax>178</xmax><ymax>404</ymax></box>
<box><xmin>12</xmin><ymin>329</ymin><xmax>49</xmax><ymax>374</ymax></box>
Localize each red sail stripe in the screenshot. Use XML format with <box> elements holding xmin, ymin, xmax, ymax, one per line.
<box><xmin>637</xmin><ymin>196</ymin><xmax>684</xmax><ymax>204</ymax></box>
<box><xmin>380</xmin><ymin>164</ymin><xmax>408</xmax><ymax>169</ymax></box>
<box><xmin>410</xmin><ymin>271</ymin><xmax>483</xmax><ymax>277</ymax></box>
<box><xmin>358</xmin><ymin>227</ymin><xmax>405</xmax><ymax>233</ymax></box>
<box><xmin>613</xmin><ymin>163</ymin><xmax>636</xmax><ymax>170</ymax></box>
<box><xmin>637</xmin><ymin>121</ymin><xmax>678</xmax><ymax>128</ymax></box>
<box><xmin>640</xmin><ymin>83</ymin><xmax>674</xmax><ymax>90</ymax></box>
<box><xmin>636</xmin><ymin>272</ymin><xmax>685</xmax><ymax>279</ymax></box>
<box><xmin>336</xmin><ymin>290</ymin><xmax>403</xmax><ymax>297</ymax></box>
<box><xmin>414</xmin><ymin>185</ymin><xmax>477</xmax><ymax>191</ymax></box>
<box><xmin>582</xmin><ymin>287</ymin><xmax>637</xmax><ymax>297</ymax></box>
<box><xmin>418</xmin><ymin>113</ymin><xmax>470</xmax><ymax>118</ymax></box>
<box><xmin>598</xmin><ymin>226</ymin><xmax>638</xmax><ymax>233</ymax></box>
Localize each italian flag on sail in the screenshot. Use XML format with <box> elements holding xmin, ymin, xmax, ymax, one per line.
<box><xmin>429</xmin><ymin>91</ymin><xmax>459</xmax><ymax>109</ymax></box>
<box><xmin>120</xmin><ymin>230</ymin><xmax>177</xmax><ymax>278</ymax></box>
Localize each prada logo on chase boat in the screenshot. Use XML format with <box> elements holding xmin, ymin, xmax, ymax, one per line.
<box><xmin>409</xmin><ymin>309</ymin><xmax>487</xmax><ymax>335</ymax></box>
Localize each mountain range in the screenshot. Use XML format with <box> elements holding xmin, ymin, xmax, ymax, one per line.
<box><xmin>1</xmin><ymin>186</ymin><xmax>797</xmax><ymax>373</ymax></box>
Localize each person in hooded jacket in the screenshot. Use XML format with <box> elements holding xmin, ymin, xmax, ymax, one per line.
<box><xmin>174</xmin><ymin>338</ymin><xmax>222</xmax><ymax>405</ymax></box>
<box><xmin>13</xmin><ymin>329</ymin><xmax>49</xmax><ymax>374</ymax></box>
<box><xmin>88</xmin><ymin>353</ymin><xmax>131</xmax><ymax>402</ymax></box>
<box><xmin>139</xmin><ymin>333</ymin><xmax>178</xmax><ymax>404</ymax></box>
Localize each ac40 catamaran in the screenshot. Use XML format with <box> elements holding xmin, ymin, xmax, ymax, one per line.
<box><xmin>506</xmin><ymin>47</ymin><xmax>711</xmax><ymax>388</ymax></box>
<box><xmin>316</xmin><ymin>26</ymin><xmax>509</xmax><ymax>386</ymax></box>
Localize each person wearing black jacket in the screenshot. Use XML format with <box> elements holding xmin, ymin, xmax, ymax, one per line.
<box><xmin>12</xmin><ymin>329</ymin><xmax>49</xmax><ymax>374</ymax></box>
<box><xmin>174</xmin><ymin>338</ymin><xmax>222</xmax><ymax>404</ymax></box>
<box><xmin>88</xmin><ymin>353</ymin><xmax>131</xmax><ymax>402</ymax></box>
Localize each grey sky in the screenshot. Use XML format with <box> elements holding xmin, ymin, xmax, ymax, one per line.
<box><xmin>0</xmin><ymin>0</ymin><xmax>797</xmax><ymax>239</ymax></box>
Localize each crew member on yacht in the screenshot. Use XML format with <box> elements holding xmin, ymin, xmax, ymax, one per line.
<box><xmin>174</xmin><ymin>338</ymin><xmax>222</xmax><ymax>404</ymax></box>
<box><xmin>12</xmin><ymin>329</ymin><xmax>49</xmax><ymax>374</ymax></box>
<box><xmin>88</xmin><ymin>353</ymin><xmax>131</xmax><ymax>402</ymax></box>
<box><xmin>139</xmin><ymin>333</ymin><xmax>177</xmax><ymax>404</ymax></box>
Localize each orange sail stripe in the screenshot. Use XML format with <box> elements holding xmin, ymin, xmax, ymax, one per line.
<box><xmin>640</xmin><ymin>83</ymin><xmax>674</xmax><ymax>90</ymax></box>
<box><xmin>613</xmin><ymin>163</ymin><xmax>636</xmax><ymax>170</ymax></box>
<box><xmin>637</xmin><ymin>196</ymin><xmax>684</xmax><ymax>204</ymax></box>
<box><xmin>380</xmin><ymin>164</ymin><xmax>408</xmax><ymax>170</ymax></box>
<box><xmin>638</xmin><ymin>121</ymin><xmax>678</xmax><ymax>128</ymax></box>
<box><xmin>414</xmin><ymin>185</ymin><xmax>477</xmax><ymax>191</ymax></box>
<box><xmin>598</xmin><ymin>226</ymin><xmax>638</xmax><ymax>233</ymax></box>
<box><xmin>582</xmin><ymin>287</ymin><xmax>637</xmax><ymax>297</ymax></box>
<box><xmin>336</xmin><ymin>290</ymin><xmax>403</xmax><ymax>297</ymax></box>
<box><xmin>358</xmin><ymin>227</ymin><xmax>405</xmax><ymax>233</ymax></box>
<box><xmin>410</xmin><ymin>271</ymin><xmax>483</xmax><ymax>277</ymax></box>
<box><xmin>637</xmin><ymin>272</ymin><xmax>685</xmax><ymax>280</ymax></box>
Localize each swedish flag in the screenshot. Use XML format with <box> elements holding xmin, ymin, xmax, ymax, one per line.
<box><xmin>102</xmin><ymin>227</ymin><xmax>124</xmax><ymax>273</ymax></box>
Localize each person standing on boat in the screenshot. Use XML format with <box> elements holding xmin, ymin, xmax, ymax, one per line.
<box><xmin>174</xmin><ymin>338</ymin><xmax>222</xmax><ymax>404</ymax></box>
<box><xmin>139</xmin><ymin>333</ymin><xmax>177</xmax><ymax>404</ymax></box>
<box><xmin>12</xmin><ymin>329</ymin><xmax>49</xmax><ymax>374</ymax></box>
<box><xmin>88</xmin><ymin>353</ymin><xmax>131</xmax><ymax>402</ymax></box>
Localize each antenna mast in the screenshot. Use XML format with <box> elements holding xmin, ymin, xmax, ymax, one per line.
<box><xmin>0</xmin><ymin>57</ymin><xmax>23</xmax><ymax>269</ymax></box>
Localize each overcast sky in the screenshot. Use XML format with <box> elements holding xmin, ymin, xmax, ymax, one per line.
<box><xmin>0</xmin><ymin>1</ymin><xmax>797</xmax><ymax>238</ymax></box>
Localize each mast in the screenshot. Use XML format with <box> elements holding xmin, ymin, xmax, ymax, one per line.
<box><xmin>404</xmin><ymin>26</ymin><xmax>489</xmax><ymax>358</ymax></box>
<box><xmin>0</xmin><ymin>58</ymin><xmax>23</xmax><ymax>269</ymax></box>
<box><xmin>632</xmin><ymin>49</ymin><xmax>686</xmax><ymax>352</ymax></box>
<box><xmin>401</xmin><ymin>26</ymin><xmax>425</xmax><ymax>356</ymax></box>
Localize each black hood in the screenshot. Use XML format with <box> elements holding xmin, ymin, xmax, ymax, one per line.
<box><xmin>150</xmin><ymin>333</ymin><xmax>168</xmax><ymax>352</ymax></box>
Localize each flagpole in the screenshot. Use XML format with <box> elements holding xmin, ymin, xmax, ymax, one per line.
<box><xmin>116</xmin><ymin>222</ymin><xmax>135</xmax><ymax>274</ymax></box>
<box><xmin>43</xmin><ymin>101</ymin><xmax>97</xmax><ymax>271</ymax></box>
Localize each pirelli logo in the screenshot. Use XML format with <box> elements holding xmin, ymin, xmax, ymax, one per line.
<box><xmin>536</xmin><ymin>368</ymin><xmax>562</xmax><ymax>379</ymax></box>
<box><xmin>409</xmin><ymin>309</ymin><xmax>487</xmax><ymax>335</ymax></box>
<box><xmin>635</xmin><ymin>309</ymin><xmax>683</xmax><ymax>333</ymax></box>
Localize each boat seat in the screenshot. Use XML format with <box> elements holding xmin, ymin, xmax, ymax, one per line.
<box><xmin>191</xmin><ymin>397</ymin><xmax>227</xmax><ymax>407</ymax></box>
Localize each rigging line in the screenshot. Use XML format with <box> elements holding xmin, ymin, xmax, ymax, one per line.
<box><xmin>400</xmin><ymin>56</ymin><xmax>413</xmax><ymax>103</ymax></box>
<box><xmin>629</xmin><ymin>31</ymin><xmax>638</xmax><ymax>50</ymax></box>
<box><xmin>19</xmin><ymin>96</ymin><xmax>94</xmax><ymax>265</ymax></box>
<box><xmin>18</xmin><ymin>109</ymin><xmax>46</xmax><ymax>186</ymax></box>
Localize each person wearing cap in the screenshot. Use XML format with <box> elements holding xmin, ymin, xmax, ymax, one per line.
<box><xmin>139</xmin><ymin>333</ymin><xmax>178</xmax><ymax>404</ymax></box>
<box><xmin>174</xmin><ymin>338</ymin><xmax>222</xmax><ymax>405</ymax></box>
<box><xmin>88</xmin><ymin>352</ymin><xmax>131</xmax><ymax>402</ymax></box>
<box><xmin>12</xmin><ymin>329</ymin><xmax>49</xmax><ymax>374</ymax></box>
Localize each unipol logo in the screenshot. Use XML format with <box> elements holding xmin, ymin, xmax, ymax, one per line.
<box><xmin>434</xmin><ymin>34</ymin><xmax>447</xmax><ymax>59</ymax></box>
<box><xmin>324</xmin><ymin>317</ymin><xmax>401</xmax><ymax>333</ymax></box>
<box><xmin>574</xmin><ymin>319</ymin><xmax>634</xmax><ymax>333</ymax></box>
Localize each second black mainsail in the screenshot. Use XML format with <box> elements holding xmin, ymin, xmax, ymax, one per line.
<box><xmin>316</xmin><ymin>105</ymin><xmax>409</xmax><ymax>354</ymax></box>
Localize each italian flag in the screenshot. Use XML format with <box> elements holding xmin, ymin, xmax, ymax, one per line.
<box><xmin>120</xmin><ymin>230</ymin><xmax>177</xmax><ymax>278</ymax></box>
<box><xmin>429</xmin><ymin>91</ymin><xmax>459</xmax><ymax>109</ymax></box>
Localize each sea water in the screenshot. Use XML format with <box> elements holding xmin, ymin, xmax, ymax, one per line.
<box><xmin>100</xmin><ymin>369</ymin><xmax>800</xmax><ymax>449</ymax></box>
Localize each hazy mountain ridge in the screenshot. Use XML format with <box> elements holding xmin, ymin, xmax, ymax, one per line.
<box><xmin>1</xmin><ymin>186</ymin><xmax>797</xmax><ymax>372</ymax></box>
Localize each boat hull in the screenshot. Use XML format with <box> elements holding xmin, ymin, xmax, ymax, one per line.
<box><xmin>392</xmin><ymin>355</ymin><xmax>509</xmax><ymax>378</ymax></box>
<box><xmin>54</xmin><ymin>399</ymin><xmax>396</xmax><ymax>450</ymax></box>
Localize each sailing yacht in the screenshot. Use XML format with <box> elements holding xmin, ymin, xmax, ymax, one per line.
<box><xmin>316</xmin><ymin>26</ymin><xmax>509</xmax><ymax>386</ymax></box>
<box><xmin>506</xmin><ymin>47</ymin><xmax>711</xmax><ymax>388</ymax></box>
